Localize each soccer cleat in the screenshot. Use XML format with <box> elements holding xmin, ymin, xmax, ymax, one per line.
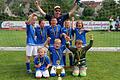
<box><xmin>80</xmin><ymin>67</ymin><xmax>87</xmax><ymax>77</ymax></box>
<box><xmin>72</xmin><ymin>72</ymin><xmax>79</xmax><ymax>77</ymax></box>
<box><xmin>27</xmin><ymin>69</ymin><xmax>32</xmax><ymax>74</ymax></box>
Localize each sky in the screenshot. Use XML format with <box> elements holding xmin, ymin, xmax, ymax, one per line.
<box><xmin>81</xmin><ymin>0</ymin><xmax>119</xmax><ymax>2</ymax></box>
<box><xmin>81</xmin><ymin>0</ymin><xmax>103</xmax><ymax>2</ymax></box>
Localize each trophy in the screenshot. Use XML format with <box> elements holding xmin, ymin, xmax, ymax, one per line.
<box><xmin>75</xmin><ymin>0</ymin><xmax>86</xmax><ymax>7</ymax></box>
<box><xmin>56</xmin><ymin>60</ymin><xmax>63</xmax><ymax>80</ymax></box>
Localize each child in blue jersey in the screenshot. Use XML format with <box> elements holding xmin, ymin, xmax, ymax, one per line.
<box><xmin>74</xmin><ymin>20</ymin><xmax>91</xmax><ymax>46</ymax></box>
<box><xmin>61</xmin><ymin>19</ymin><xmax>74</xmax><ymax>66</ymax></box>
<box><xmin>45</xmin><ymin>38</ymin><xmax>66</xmax><ymax>77</ymax></box>
<box><xmin>34</xmin><ymin>47</ymin><xmax>51</xmax><ymax>79</ymax></box>
<box><xmin>47</xmin><ymin>17</ymin><xmax>62</xmax><ymax>46</ymax></box>
<box><xmin>35</xmin><ymin>19</ymin><xmax>48</xmax><ymax>46</ymax></box>
<box><xmin>25</xmin><ymin>13</ymin><xmax>38</xmax><ymax>73</ymax></box>
<box><xmin>35</xmin><ymin>19</ymin><xmax>49</xmax><ymax>54</ymax></box>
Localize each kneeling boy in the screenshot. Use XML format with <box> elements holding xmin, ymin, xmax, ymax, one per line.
<box><xmin>34</xmin><ymin>47</ymin><xmax>51</xmax><ymax>79</ymax></box>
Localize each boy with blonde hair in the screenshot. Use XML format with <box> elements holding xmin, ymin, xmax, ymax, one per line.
<box><xmin>45</xmin><ymin>38</ymin><xmax>66</xmax><ymax>77</ymax></box>
<box><xmin>34</xmin><ymin>47</ymin><xmax>51</xmax><ymax>79</ymax></box>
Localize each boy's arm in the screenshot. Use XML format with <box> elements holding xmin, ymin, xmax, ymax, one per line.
<box><xmin>69</xmin><ymin>2</ymin><xmax>78</xmax><ymax>17</ymax></box>
<box><xmin>34</xmin><ymin>57</ymin><xmax>41</xmax><ymax>68</ymax></box>
<box><xmin>65</xmin><ymin>41</ymin><xmax>76</xmax><ymax>53</ymax></box>
<box><xmin>35</xmin><ymin>1</ymin><xmax>46</xmax><ymax>16</ymax></box>
<box><xmin>85</xmin><ymin>34</ymin><xmax>93</xmax><ymax>50</ymax></box>
<box><xmin>45</xmin><ymin>56</ymin><xmax>51</xmax><ymax>69</ymax></box>
<box><xmin>44</xmin><ymin>37</ymin><xmax>51</xmax><ymax>48</ymax></box>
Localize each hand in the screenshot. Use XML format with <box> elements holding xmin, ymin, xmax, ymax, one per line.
<box><xmin>44</xmin><ymin>67</ymin><xmax>48</xmax><ymax>70</ymax></box>
<box><xmin>35</xmin><ymin>63</ymin><xmax>41</xmax><ymax>68</ymax></box>
<box><xmin>28</xmin><ymin>13</ymin><xmax>37</xmax><ymax>18</ymax></box>
<box><xmin>47</xmin><ymin>37</ymin><xmax>51</xmax><ymax>43</ymax></box>
<box><xmin>65</xmin><ymin>36</ymin><xmax>71</xmax><ymax>42</ymax></box>
<box><xmin>72</xmin><ymin>17</ymin><xmax>75</xmax><ymax>21</ymax></box>
<box><xmin>35</xmin><ymin>0</ymin><xmax>39</xmax><ymax>6</ymax></box>
<box><xmin>47</xmin><ymin>37</ymin><xmax>51</xmax><ymax>41</ymax></box>
<box><xmin>89</xmin><ymin>34</ymin><xmax>93</xmax><ymax>40</ymax></box>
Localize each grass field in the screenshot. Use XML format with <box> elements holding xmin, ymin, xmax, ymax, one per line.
<box><xmin>0</xmin><ymin>30</ymin><xmax>120</xmax><ymax>47</ymax></box>
<box><xmin>0</xmin><ymin>51</ymin><xmax>120</xmax><ymax>80</ymax></box>
<box><xmin>0</xmin><ymin>30</ymin><xmax>120</xmax><ymax>80</ymax></box>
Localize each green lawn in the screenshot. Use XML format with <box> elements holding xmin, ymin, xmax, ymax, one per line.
<box><xmin>0</xmin><ymin>30</ymin><xmax>120</xmax><ymax>47</ymax></box>
<box><xmin>0</xmin><ymin>51</ymin><xmax>120</xmax><ymax>80</ymax></box>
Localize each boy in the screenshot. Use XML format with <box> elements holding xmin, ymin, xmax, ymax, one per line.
<box><xmin>35</xmin><ymin>19</ymin><xmax>48</xmax><ymax>47</ymax></box>
<box><xmin>61</xmin><ymin>19</ymin><xmax>74</xmax><ymax>66</ymax></box>
<box><xmin>74</xmin><ymin>20</ymin><xmax>91</xmax><ymax>46</ymax></box>
<box><xmin>45</xmin><ymin>38</ymin><xmax>66</xmax><ymax>77</ymax></box>
<box><xmin>25</xmin><ymin>13</ymin><xmax>38</xmax><ymax>73</ymax></box>
<box><xmin>34</xmin><ymin>47</ymin><xmax>51</xmax><ymax>79</ymax></box>
<box><xmin>47</xmin><ymin>17</ymin><xmax>62</xmax><ymax>46</ymax></box>
<box><xmin>66</xmin><ymin>34</ymin><xmax>93</xmax><ymax>77</ymax></box>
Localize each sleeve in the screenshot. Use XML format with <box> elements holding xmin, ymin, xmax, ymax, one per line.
<box><xmin>26</xmin><ymin>24</ymin><xmax>31</xmax><ymax>31</ymax></box>
<box><xmin>34</xmin><ymin>56</ymin><xmax>39</xmax><ymax>65</ymax></box>
<box><xmin>59</xmin><ymin>25</ymin><xmax>62</xmax><ymax>35</ymax></box>
<box><xmin>61</xmin><ymin>45</ymin><xmax>66</xmax><ymax>51</ymax></box>
<box><xmin>62</xmin><ymin>13</ymin><xmax>69</xmax><ymax>21</ymax></box>
<box><xmin>65</xmin><ymin>42</ymin><xmax>76</xmax><ymax>53</ymax></box>
<box><xmin>48</xmin><ymin>46</ymin><xmax>53</xmax><ymax>54</ymax></box>
<box><xmin>35</xmin><ymin>28</ymin><xmax>37</xmax><ymax>36</ymax></box>
<box><xmin>47</xmin><ymin>27</ymin><xmax>50</xmax><ymax>37</ymax></box>
<box><xmin>45</xmin><ymin>14</ymin><xmax>52</xmax><ymax>22</ymax></box>
<box><xmin>45</xmin><ymin>56</ymin><xmax>50</xmax><ymax>64</ymax></box>
<box><xmin>84</xmin><ymin>40</ymin><xmax>93</xmax><ymax>50</ymax></box>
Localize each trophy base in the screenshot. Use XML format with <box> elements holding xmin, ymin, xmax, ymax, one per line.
<box><xmin>58</xmin><ymin>76</ymin><xmax>62</xmax><ymax>80</ymax></box>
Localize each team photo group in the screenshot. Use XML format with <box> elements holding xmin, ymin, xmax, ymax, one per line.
<box><xmin>25</xmin><ymin>0</ymin><xmax>94</xmax><ymax>79</ymax></box>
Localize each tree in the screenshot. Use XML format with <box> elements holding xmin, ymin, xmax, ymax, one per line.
<box><xmin>0</xmin><ymin>0</ymin><xmax>5</xmax><ymax>13</ymax></box>
<box><xmin>82</xmin><ymin>6</ymin><xmax>95</xmax><ymax>16</ymax></box>
<box><xmin>97</xmin><ymin>0</ymin><xmax>118</xmax><ymax>19</ymax></box>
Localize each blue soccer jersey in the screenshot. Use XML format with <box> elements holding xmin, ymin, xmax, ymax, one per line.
<box><xmin>48</xmin><ymin>46</ymin><xmax>66</xmax><ymax>66</ymax></box>
<box><xmin>61</xmin><ymin>27</ymin><xmax>73</xmax><ymax>46</ymax></box>
<box><xmin>34</xmin><ymin>55</ymin><xmax>50</xmax><ymax>71</ymax></box>
<box><xmin>26</xmin><ymin>24</ymin><xmax>36</xmax><ymax>45</ymax></box>
<box><xmin>35</xmin><ymin>26</ymin><xmax>49</xmax><ymax>45</ymax></box>
<box><xmin>47</xmin><ymin>25</ymin><xmax>61</xmax><ymax>45</ymax></box>
<box><xmin>74</xmin><ymin>28</ymin><xmax>88</xmax><ymax>45</ymax></box>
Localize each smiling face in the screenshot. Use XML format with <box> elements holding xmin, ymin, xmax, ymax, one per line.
<box><xmin>31</xmin><ymin>16</ymin><xmax>37</xmax><ymax>25</ymax></box>
<box><xmin>75</xmin><ymin>40</ymin><xmax>83</xmax><ymax>49</ymax></box>
<box><xmin>51</xmin><ymin>18</ymin><xmax>57</xmax><ymax>27</ymax></box>
<box><xmin>54</xmin><ymin>8</ymin><xmax>61</xmax><ymax>18</ymax></box>
<box><xmin>39</xmin><ymin>20</ymin><xmax>45</xmax><ymax>28</ymax></box>
<box><xmin>37</xmin><ymin>47</ymin><xmax>45</xmax><ymax>58</ymax></box>
<box><xmin>54</xmin><ymin>39</ymin><xmax>61</xmax><ymax>49</ymax></box>
<box><xmin>64</xmin><ymin>20</ymin><xmax>70</xmax><ymax>28</ymax></box>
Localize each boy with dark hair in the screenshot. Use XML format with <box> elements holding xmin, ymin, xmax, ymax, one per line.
<box><xmin>47</xmin><ymin>17</ymin><xmax>62</xmax><ymax>46</ymax></box>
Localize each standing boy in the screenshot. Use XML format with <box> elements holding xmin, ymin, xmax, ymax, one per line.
<box><xmin>25</xmin><ymin>13</ymin><xmax>38</xmax><ymax>73</ymax></box>
<box><xmin>47</xmin><ymin>18</ymin><xmax>61</xmax><ymax>46</ymax></box>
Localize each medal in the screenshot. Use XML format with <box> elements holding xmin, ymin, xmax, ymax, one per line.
<box><xmin>52</xmin><ymin>26</ymin><xmax>58</xmax><ymax>38</ymax></box>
